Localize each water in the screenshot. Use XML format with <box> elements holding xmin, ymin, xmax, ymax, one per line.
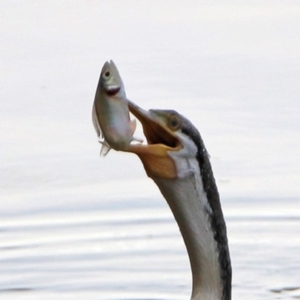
<box><xmin>1</xmin><ymin>1</ymin><xmax>300</xmax><ymax>299</ymax></box>
<box><xmin>1</xmin><ymin>196</ymin><xmax>300</xmax><ymax>299</ymax></box>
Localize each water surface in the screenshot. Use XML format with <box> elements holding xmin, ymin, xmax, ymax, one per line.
<box><xmin>1</xmin><ymin>1</ymin><xmax>300</xmax><ymax>299</ymax></box>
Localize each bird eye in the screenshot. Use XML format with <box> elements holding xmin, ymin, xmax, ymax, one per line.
<box><xmin>168</xmin><ymin>114</ymin><xmax>181</xmax><ymax>131</ymax></box>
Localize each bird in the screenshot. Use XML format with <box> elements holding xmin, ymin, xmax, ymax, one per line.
<box><xmin>122</xmin><ymin>100</ymin><xmax>232</xmax><ymax>300</ymax></box>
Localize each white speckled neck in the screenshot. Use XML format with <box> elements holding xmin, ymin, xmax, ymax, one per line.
<box><xmin>152</xmin><ymin>156</ymin><xmax>223</xmax><ymax>300</ymax></box>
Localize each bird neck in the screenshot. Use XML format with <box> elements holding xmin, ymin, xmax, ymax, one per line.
<box><xmin>152</xmin><ymin>166</ymin><xmax>231</xmax><ymax>300</ymax></box>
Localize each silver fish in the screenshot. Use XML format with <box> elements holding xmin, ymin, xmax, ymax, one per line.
<box><xmin>92</xmin><ymin>60</ymin><xmax>142</xmax><ymax>156</ymax></box>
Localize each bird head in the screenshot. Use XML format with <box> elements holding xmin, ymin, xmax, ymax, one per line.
<box><xmin>126</xmin><ymin>100</ymin><xmax>200</xmax><ymax>179</ymax></box>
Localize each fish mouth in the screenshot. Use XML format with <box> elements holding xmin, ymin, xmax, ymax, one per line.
<box><xmin>106</xmin><ymin>85</ymin><xmax>121</xmax><ymax>96</ymax></box>
<box><xmin>126</xmin><ymin>100</ymin><xmax>182</xmax><ymax>179</ymax></box>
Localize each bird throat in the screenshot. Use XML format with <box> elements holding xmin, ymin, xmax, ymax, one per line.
<box><xmin>151</xmin><ymin>167</ymin><xmax>224</xmax><ymax>300</ymax></box>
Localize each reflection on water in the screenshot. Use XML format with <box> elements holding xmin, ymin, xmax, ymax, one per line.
<box><xmin>1</xmin><ymin>195</ymin><xmax>300</xmax><ymax>300</ymax></box>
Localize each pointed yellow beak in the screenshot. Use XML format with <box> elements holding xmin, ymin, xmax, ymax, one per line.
<box><xmin>125</xmin><ymin>100</ymin><xmax>182</xmax><ymax>179</ymax></box>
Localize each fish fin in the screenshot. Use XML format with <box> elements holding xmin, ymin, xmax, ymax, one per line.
<box><xmin>129</xmin><ymin>119</ymin><xmax>137</xmax><ymax>133</ymax></box>
<box><xmin>133</xmin><ymin>136</ymin><xmax>143</xmax><ymax>143</ymax></box>
<box><xmin>99</xmin><ymin>140</ymin><xmax>111</xmax><ymax>157</ymax></box>
<box><xmin>92</xmin><ymin>103</ymin><xmax>102</xmax><ymax>138</ymax></box>
<box><xmin>130</xmin><ymin>119</ymin><xmax>143</xmax><ymax>143</ymax></box>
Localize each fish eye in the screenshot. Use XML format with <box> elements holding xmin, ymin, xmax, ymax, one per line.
<box><xmin>168</xmin><ymin>114</ymin><xmax>181</xmax><ymax>131</ymax></box>
<box><xmin>104</xmin><ymin>71</ymin><xmax>110</xmax><ymax>78</ymax></box>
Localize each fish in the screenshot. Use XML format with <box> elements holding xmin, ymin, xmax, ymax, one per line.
<box><xmin>92</xmin><ymin>60</ymin><xmax>142</xmax><ymax>156</ymax></box>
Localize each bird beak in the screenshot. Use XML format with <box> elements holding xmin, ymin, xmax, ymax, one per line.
<box><xmin>125</xmin><ymin>100</ymin><xmax>182</xmax><ymax>179</ymax></box>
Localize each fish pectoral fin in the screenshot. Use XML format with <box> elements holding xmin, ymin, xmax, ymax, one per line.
<box><xmin>130</xmin><ymin>119</ymin><xmax>143</xmax><ymax>143</ymax></box>
<box><xmin>129</xmin><ymin>119</ymin><xmax>137</xmax><ymax>134</ymax></box>
<box><xmin>99</xmin><ymin>140</ymin><xmax>111</xmax><ymax>157</ymax></box>
<box><xmin>132</xmin><ymin>136</ymin><xmax>143</xmax><ymax>143</ymax></box>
